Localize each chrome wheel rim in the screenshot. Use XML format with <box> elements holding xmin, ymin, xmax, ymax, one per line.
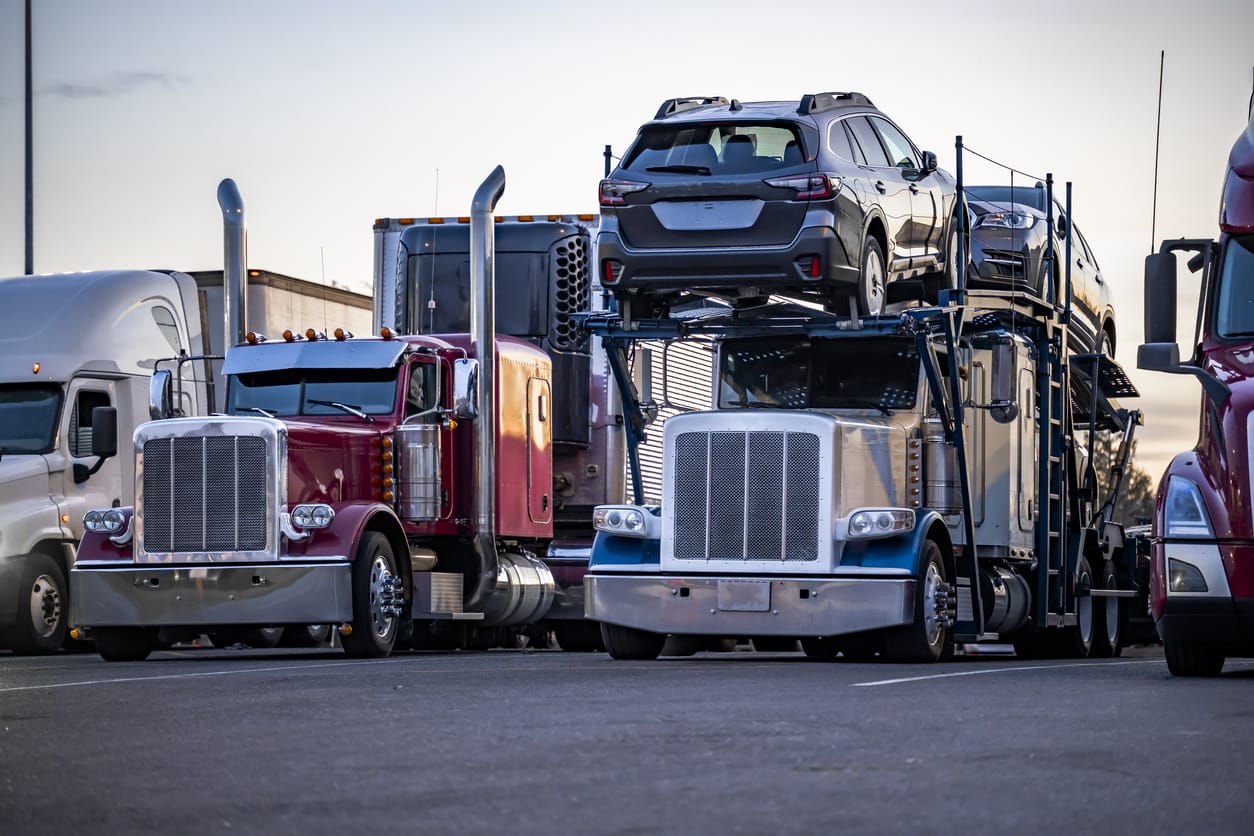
<box><xmin>1077</xmin><ymin>566</ymin><xmax>1093</xmax><ymax>644</ymax></box>
<box><xmin>29</xmin><ymin>572</ymin><xmax>63</xmax><ymax>639</ymax></box>
<box><xmin>367</xmin><ymin>555</ymin><xmax>397</xmax><ymax>641</ymax></box>
<box><xmin>922</xmin><ymin>562</ymin><xmax>943</xmax><ymax>647</ymax></box>
<box><xmin>1103</xmin><ymin>573</ymin><xmax>1119</xmax><ymax>645</ymax></box>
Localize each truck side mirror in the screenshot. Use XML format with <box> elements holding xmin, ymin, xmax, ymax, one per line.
<box><xmin>149</xmin><ymin>369</ymin><xmax>173</xmax><ymax>419</ymax></box>
<box><xmin>90</xmin><ymin>407</ymin><xmax>118</xmax><ymax>458</ymax></box>
<box><xmin>75</xmin><ymin>406</ymin><xmax>118</xmax><ymax>484</ymax></box>
<box><xmin>989</xmin><ymin>337</ymin><xmax>1019</xmax><ymax>423</ymax></box>
<box><xmin>452</xmin><ymin>358</ymin><xmax>479</xmax><ymax>419</ymax></box>
<box><xmin>1142</xmin><ymin>251</ymin><xmax>1178</xmax><ymax>345</ymax></box>
<box><xmin>1136</xmin><ymin>342</ymin><xmax>1181</xmax><ymax>373</ymax></box>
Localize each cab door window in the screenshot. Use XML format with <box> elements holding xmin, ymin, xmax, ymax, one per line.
<box><xmin>69</xmin><ymin>389</ymin><xmax>111</xmax><ymax>457</ymax></box>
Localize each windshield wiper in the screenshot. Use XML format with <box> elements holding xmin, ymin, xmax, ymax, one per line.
<box><xmin>239</xmin><ymin>406</ymin><xmax>277</xmax><ymax>418</ymax></box>
<box><xmin>646</xmin><ymin>164</ymin><xmax>712</xmax><ymax>175</ymax></box>
<box><xmin>306</xmin><ymin>399</ymin><xmax>370</xmax><ymax>421</ymax></box>
<box><xmin>835</xmin><ymin>399</ymin><xmax>893</xmax><ymax>416</ymax></box>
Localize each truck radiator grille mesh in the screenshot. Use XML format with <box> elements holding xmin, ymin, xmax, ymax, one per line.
<box><xmin>672</xmin><ymin>430</ymin><xmax>820</xmax><ymax>562</ymax></box>
<box><xmin>141</xmin><ymin>436</ymin><xmax>268</xmax><ymax>553</ymax></box>
<box><xmin>551</xmin><ymin>235</ymin><xmax>589</xmax><ymax>351</ymax></box>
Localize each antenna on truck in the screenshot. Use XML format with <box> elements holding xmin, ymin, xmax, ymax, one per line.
<box><xmin>1151</xmin><ymin>49</ymin><xmax>1165</xmax><ymax>253</ymax></box>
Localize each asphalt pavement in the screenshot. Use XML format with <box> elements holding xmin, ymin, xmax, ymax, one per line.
<box><xmin>1</xmin><ymin>644</ymin><xmax>1251</xmax><ymax>835</ymax></box>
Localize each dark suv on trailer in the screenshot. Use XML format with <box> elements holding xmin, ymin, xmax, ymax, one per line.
<box><xmin>598</xmin><ymin>92</ymin><xmax>960</xmax><ymax>317</ymax></box>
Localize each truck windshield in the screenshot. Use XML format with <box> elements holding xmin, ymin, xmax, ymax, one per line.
<box><xmin>228</xmin><ymin>368</ymin><xmax>399</xmax><ymax>417</ymax></box>
<box><xmin>718</xmin><ymin>337</ymin><xmax>919</xmax><ymax>411</ymax></box>
<box><xmin>0</xmin><ymin>384</ymin><xmax>62</xmax><ymax>453</ymax></box>
<box><xmin>1215</xmin><ymin>234</ymin><xmax>1254</xmax><ymax>338</ymax></box>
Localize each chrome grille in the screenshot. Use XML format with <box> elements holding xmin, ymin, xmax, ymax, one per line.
<box><xmin>672</xmin><ymin>429</ymin><xmax>820</xmax><ymax>562</ymax></box>
<box><xmin>142</xmin><ymin>435</ymin><xmax>269</xmax><ymax>553</ymax></box>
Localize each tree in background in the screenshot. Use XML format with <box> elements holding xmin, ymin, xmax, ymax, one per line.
<box><xmin>1088</xmin><ymin>429</ymin><xmax>1156</xmax><ymax>526</ymax></box>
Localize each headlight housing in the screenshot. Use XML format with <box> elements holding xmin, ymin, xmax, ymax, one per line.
<box><xmin>593</xmin><ymin>505</ymin><xmax>660</xmax><ymax>539</ymax></box>
<box><xmin>291</xmin><ymin>504</ymin><xmax>335</xmax><ymax>530</ymax></box>
<box><xmin>83</xmin><ymin>507</ymin><xmax>133</xmax><ymax>545</ymax></box>
<box><xmin>1163</xmin><ymin>477</ymin><xmax>1214</xmax><ymax>539</ymax></box>
<box><xmin>975</xmin><ymin>211</ymin><xmax>1037</xmax><ymax>230</ymax></box>
<box><xmin>844</xmin><ymin>508</ymin><xmax>915</xmax><ymax>540</ymax></box>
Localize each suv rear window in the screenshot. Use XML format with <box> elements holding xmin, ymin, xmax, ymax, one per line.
<box><xmin>622</xmin><ymin>123</ymin><xmax>805</xmax><ymax>175</ymax></box>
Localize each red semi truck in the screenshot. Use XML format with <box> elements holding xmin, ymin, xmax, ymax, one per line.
<box><xmin>71</xmin><ymin>168</ymin><xmax>613</xmax><ymax>659</ymax></box>
<box><xmin>1139</xmin><ymin>111</ymin><xmax>1254</xmax><ymax>676</ymax></box>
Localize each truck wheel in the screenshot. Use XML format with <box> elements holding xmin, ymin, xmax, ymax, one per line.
<box><xmin>801</xmin><ymin>637</ymin><xmax>841</xmax><ymax>659</ymax></box>
<box><xmin>342</xmin><ymin>532</ymin><xmax>401</xmax><ymax>658</ymax></box>
<box><xmin>752</xmin><ymin>637</ymin><xmax>800</xmax><ymax>653</ymax></box>
<box><xmin>1056</xmin><ymin>556</ymin><xmax>1095</xmax><ymax>659</ymax></box>
<box><xmin>8</xmin><ymin>554</ymin><xmax>68</xmax><ymax>655</ymax></box>
<box><xmin>1164</xmin><ymin>638</ymin><xmax>1225</xmax><ymax>677</ymax></box>
<box><xmin>857</xmin><ymin>237</ymin><xmax>887</xmax><ymax>316</ymax></box>
<box><xmin>94</xmin><ymin>627</ymin><xmax>157</xmax><ymax>662</ymax></box>
<box><xmin>278</xmin><ymin>625</ymin><xmax>332</xmax><ymax>647</ymax></box>
<box><xmin>882</xmin><ymin>541</ymin><xmax>951</xmax><ymax>663</ymax></box>
<box><xmin>600</xmin><ymin>623</ymin><xmax>664</xmax><ymax>660</ymax></box>
<box><xmin>207</xmin><ymin>626</ymin><xmax>284</xmax><ymax>649</ymax></box>
<box><xmin>1089</xmin><ymin>560</ymin><xmax>1123</xmax><ymax>659</ymax></box>
<box><xmin>553</xmin><ymin>621</ymin><xmax>605</xmax><ymax>652</ymax></box>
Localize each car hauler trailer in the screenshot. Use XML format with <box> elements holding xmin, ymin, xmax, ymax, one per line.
<box><xmin>583</xmin><ymin>179</ymin><xmax>1147</xmax><ymax>661</ymax></box>
<box><xmin>1139</xmin><ymin>111</ymin><xmax>1254</xmax><ymax>676</ymax></box>
<box><xmin>71</xmin><ymin>169</ymin><xmax>613</xmax><ymax>660</ymax></box>
<box><xmin>0</xmin><ymin>261</ymin><xmax>368</xmax><ymax>655</ymax></box>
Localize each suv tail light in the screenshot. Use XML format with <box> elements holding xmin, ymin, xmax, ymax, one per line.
<box><xmin>600</xmin><ymin>179</ymin><xmax>649</xmax><ymax>207</ymax></box>
<box><xmin>764</xmin><ymin>173</ymin><xmax>838</xmax><ymax>200</ymax></box>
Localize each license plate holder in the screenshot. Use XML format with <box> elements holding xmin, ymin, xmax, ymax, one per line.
<box><xmin>716</xmin><ymin>580</ymin><xmax>771</xmax><ymax>612</ymax></box>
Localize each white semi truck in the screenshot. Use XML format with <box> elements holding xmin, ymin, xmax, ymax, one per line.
<box><xmin>0</xmin><ymin>264</ymin><xmax>369</xmax><ymax>654</ymax></box>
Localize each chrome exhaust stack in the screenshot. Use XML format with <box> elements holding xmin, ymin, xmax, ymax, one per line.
<box><xmin>463</xmin><ymin>166</ymin><xmax>555</xmax><ymax>623</ymax></box>
<box><xmin>217</xmin><ymin>178</ymin><xmax>248</xmax><ymax>354</ymax></box>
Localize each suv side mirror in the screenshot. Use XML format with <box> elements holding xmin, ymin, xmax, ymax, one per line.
<box><xmin>921</xmin><ymin>151</ymin><xmax>938</xmax><ymax>174</ymax></box>
<box><xmin>149</xmin><ymin>369</ymin><xmax>173</xmax><ymax>419</ymax></box>
<box><xmin>452</xmin><ymin>358</ymin><xmax>479</xmax><ymax>419</ymax></box>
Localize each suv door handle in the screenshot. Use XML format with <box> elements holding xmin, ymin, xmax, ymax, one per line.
<box><xmin>875</xmin><ymin>180</ymin><xmax>887</xmax><ymax>194</ymax></box>
<box><xmin>909</xmin><ymin>183</ymin><xmax>919</xmax><ymax>194</ymax></box>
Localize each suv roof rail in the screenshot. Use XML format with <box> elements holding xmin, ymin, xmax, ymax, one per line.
<box><xmin>654</xmin><ymin>96</ymin><xmax>730</xmax><ymax>120</ymax></box>
<box><xmin>797</xmin><ymin>91</ymin><xmax>875</xmax><ymax>115</ymax></box>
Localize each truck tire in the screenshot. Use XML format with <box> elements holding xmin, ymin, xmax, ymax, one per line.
<box><xmin>1089</xmin><ymin>559</ymin><xmax>1123</xmax><ymax>659</ymax></box>
<box><xmin>600</xmin><ymin>623</ymin><xmax>664</xmax><ymax>660</ymax></box>
<box><xmin>94</xmin><ymin>627</ymin><xmax>157</xmax><ymax>662</ymax></box>
<box><xmin>752</xmin><ymin>637</ymin><xmax>800</xmax><ymax>653</ymax></box>
<box><xmin>341</xmin><ymin>532</ymin><xmax>400</xmax><ymax>658</ymax></box>
<box><xmin>278</xmin><ymin>625</ymin><xmax>332</xmax><ymax>647</ymax></box>
<box><xmin>207</xmin><ymin>626</ymin><xmax>284</xmax><ymax>649</ymax></box>
<box><xmin>553</xmin><ymin>620</ymin><xmax>605</xmax><ymax>653</ymax></box>
<box><xmin>1164</xmin><ymin>638</ymin><xmax>1225</xmax><ymax>677</ymax></box>
<box><xmin>857</xmin><ymin>237</ymin><xmax>887</xmax><ymax>317</ymax></box>
<box><xmin>801</xmin><ymin>637</ymin><xmax>841</xmax><ymax>659</ymax></box>
<box><xmin>1056</xmin><ymin>555</ymin><xmax>1095</xmax><ymax>659</ymax></box>
<box><xmin>882</xmin><ymin>541</ymin><xmax>951</xmax><ymax>663</ymax></box>
<box><xmin>7</xmin><ymin>554</ymin><xmax>68</xmax><ymax>655</ymax></box>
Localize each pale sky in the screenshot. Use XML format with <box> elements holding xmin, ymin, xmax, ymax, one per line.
<box><xmin>1</xmin><ymin>0</ymin><xmax>1252</xmax><ymax>480</ymax></box>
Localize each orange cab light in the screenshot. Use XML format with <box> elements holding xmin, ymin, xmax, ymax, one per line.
<box><xmin>32</xmin><ymin>362</ymin><xmax>40</xmax><ymax>374</ymax></box>
<box><xmin>382</xmin><ymin>450</ymin><xmax>394</xmax><ymax>463</ymax></box>
<box><xmin>380</xmin><ymin>327</ymin><xmax>394</xmax><ymax>341</ymax></box>
<box><xmin>382</xmin><ymin>490</ymin><xmax>394</xmax><ymax>502</ymax></box>
<box><xmin>398</xmin><ymin>218</ymin><xmax>414</xmax><ymax>226</ymax></box>
<box><xmin>457</xmin><ymin>217</ymin><xmax>470</xmax><ymax>224</ymax></box>
<box><xmin>305</xmin><ymin>328</ymin><xmax>318</xmax><ymax>341</ymax></box>
<box><xmin>334</xmin><ymin>328</ymin><xmax>347</xmax><ymax>341</ymax></box>
<box><xmin>578</xmin><ymin>214</ymin><xmax>595</xmax><ymax>221</ymax></box>
<box><xmin>447</xmin><ymin>419</ymin><xmax>458</xmax><ymax>430</ymax></box>
<box><xmin>383</xmin><ymin>464</ymin><xmax>394</xmax><ymax>476</ymax></box>
<box><xmin>283</xmin><ymin>329</ymin><xmax>296</xmax><ymax>342</ymax></box>
<box><xmin>248</xmin><ymin>269</ymin><xmax>261</xmax><ymax>277</ymax></box>
<box><xmin>518</xmin><ymin>215</ymin><xmax>534</xmax><ymax>222</ymax></box>
<box><xmin>428</xmin><ymin>217</ymin><xmax>445</xmax><ymax>224</ymax></box>
<box><xmin>245</xmin><ymin>332</ymin><xmax>259</xmax><ymax>345</ymax></box>
<box><xmin>382</xmin><ymin>477</ymin><xmax>394</xmax><ymax>489</ymax></box>
<box><xmin>382</xmin><ymin>436</ymin><xmax>393</xmax><ymax>448</ymax></box>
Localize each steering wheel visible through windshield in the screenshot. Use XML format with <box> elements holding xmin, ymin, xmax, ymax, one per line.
<box><xmin>228</xmin><ymin>368</ymin><xmax>399</xmax><ymax>417</ymax></box>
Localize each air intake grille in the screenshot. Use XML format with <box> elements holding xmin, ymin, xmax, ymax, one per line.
<box><xmin>672</xmin><ymin>430</ymin><xmax>820</xmax><ymax>562</ymax></box>
<box><xmin>551</xmin><ymin>234</ymin><xmax>590</xmax><ymax>351</ymax></box>
<box><xmin>141</xmin><ymin>435</ymin><xmax>269</xmax><ymax>553</ymax></box>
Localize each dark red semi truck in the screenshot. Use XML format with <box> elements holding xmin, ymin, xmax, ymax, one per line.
<box><xmin>1139</xmin><ymin>112</ymin><xmax>1254</xmax><ymax>676</ymax></box>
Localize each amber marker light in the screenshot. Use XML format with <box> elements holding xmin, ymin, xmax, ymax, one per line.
<box><xmin>245</xmin><ymin>332</ymin><xmax>259</xmax><ymax>345</ymax></box>
<box><xmin>32</xmin><ymin>362</ymin><xmax>40</xmax><ymax>374</ymax></box>
<box><xmin>380</xmin><ymin>327</ymin><xmax>394</xmax><ymax>340</ymax></box>
<box><xmin>305</xmin><ymin>328</ymin><xmax>318</xmax><ymax>341</ymax></box>
<box><xmin>61</xmin><ymin>513</ymin><xmax>71</xmax><ymax>524</ymax></box>
<box><xmin>334</xmin><ymin>328</ymin><xmax>347</xmax><ymax>341</ymax></box>
<box><xmin>283</xmin><ymin>330</ymin><xmax>296</xmax><ymax>342</ymax></box>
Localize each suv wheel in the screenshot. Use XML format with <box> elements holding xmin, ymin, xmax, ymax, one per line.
<box><xmin>858</xmin><ymin>237</ymin><xmax>887</xmax><ymax>316</ymax></box>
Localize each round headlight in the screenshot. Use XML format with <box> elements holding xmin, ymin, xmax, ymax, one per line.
<box><xmin>625</xmin><ymin>510</ymin><xmax>644</xmax><ymax>531</ymax></box>
<box><xmin>83</xmin><ymin>510</ymin><xmax>103</xmax><ymax>532</ymax></box>
<box><xmin>312</xmin><ymin>506</ymin><xmax>333</xmax><ymax>527</ymax></box>
<box><xmin>292</xmin><ymin>506</ymin><xmax>313</xmax><ymax>528</ymax></box>
<box><xmin>102</xmin><ymin>509</ymin><xmax>126</xmax><ymax>533</ymax></box>
<box><xmin>850</xmin><ymin>514</ymin><xmax>872</xmax><ymax>535</ymax></box>
<box><xmin>608</xmin><ymin>510</ymin><xmax>622</xmax><ymax>528</ymax></box>
<box><xmin>875</xmin><ymin>512</ymin><xmax>894</xmax><ymax>530</ymax></box>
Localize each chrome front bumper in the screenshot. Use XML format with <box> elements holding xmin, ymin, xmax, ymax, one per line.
<box><xmin>585</xmin><ymin>574</ymin><xmax>915</xmax><ymax>637</ymax></box>
<box><xmin>71</xmin><ymin>563</ymin><xmax>353</xmax><ymax>627</ymax></box>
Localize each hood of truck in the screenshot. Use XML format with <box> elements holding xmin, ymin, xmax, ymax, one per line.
<box><xmin>281</xmin><ymin>418</ymin><xmax>388</xmax><ymax>506</ymax></box>
<box><xmin>0</xmin><ymin>454</ymin><xmax>61</xmax><ymax>553</ymax></box>
<box><xmin>1168</xmin><ymin>341</ymin><xmax>1254</xmax><ymax>540</ymax></box>
<box><xmin>660</xmin><ymin>409</ymin><xmax>908</xmax><ymax>574</ymax></box>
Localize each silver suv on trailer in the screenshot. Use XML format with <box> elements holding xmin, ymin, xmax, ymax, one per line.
<box><xmin>598</xmin><ymin>92</ymin><xmax>961</xmax><ymax>317</ymax></box>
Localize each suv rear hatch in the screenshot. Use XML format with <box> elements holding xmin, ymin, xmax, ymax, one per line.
<box><xmin>613</xmin><ymin>121</ymin><xmax>814</xmax><ymax>249</ymax></box>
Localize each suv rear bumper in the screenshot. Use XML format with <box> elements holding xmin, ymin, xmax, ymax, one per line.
<box><xmin>598</xmin><ymin>225</ymin><xmax>859</xmax><ymax>295</ymax></box>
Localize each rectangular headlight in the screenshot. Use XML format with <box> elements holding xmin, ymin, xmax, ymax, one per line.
<box><xmin>593</xmin><ymin>505</ymin><xmax>660</xmax><ymax>539</ymax></box>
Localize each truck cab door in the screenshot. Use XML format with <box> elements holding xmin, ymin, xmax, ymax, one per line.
<box><xmin>48</xmin><ymin>378</ymin><xmax>124</xmax><ymax>543</ymax></box>
<box><xmin>526</xmin><ymin>377</ymin><xmax>552</xmax><ymax>525</ymax></box>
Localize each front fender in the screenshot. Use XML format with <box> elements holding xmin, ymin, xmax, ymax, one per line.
<box><xmin>588</xmin><ymin>530</ymin><xmax>661</xmax><ymax>573</ymax></box>
<box><xmin>75</xmin><ymin>507</ymin><xmax>135</xmax><ymax>563</ymax></box>
<box><xmin>285</xmin><ymin>502</ymin><xmax>404</xmax><ymax>560</ymax></box>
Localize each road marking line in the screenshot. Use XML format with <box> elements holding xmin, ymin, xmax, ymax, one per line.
<box><xmin>852</xmin><ymin>659</ymin><xmax>1162</xmax><ymax>687</ymax></box>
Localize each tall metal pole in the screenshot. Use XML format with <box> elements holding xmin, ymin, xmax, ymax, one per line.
<box><xmin>24</xmin><ymin>0</ymin><xmax>34</xmax><ymax>274</ymax></box>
